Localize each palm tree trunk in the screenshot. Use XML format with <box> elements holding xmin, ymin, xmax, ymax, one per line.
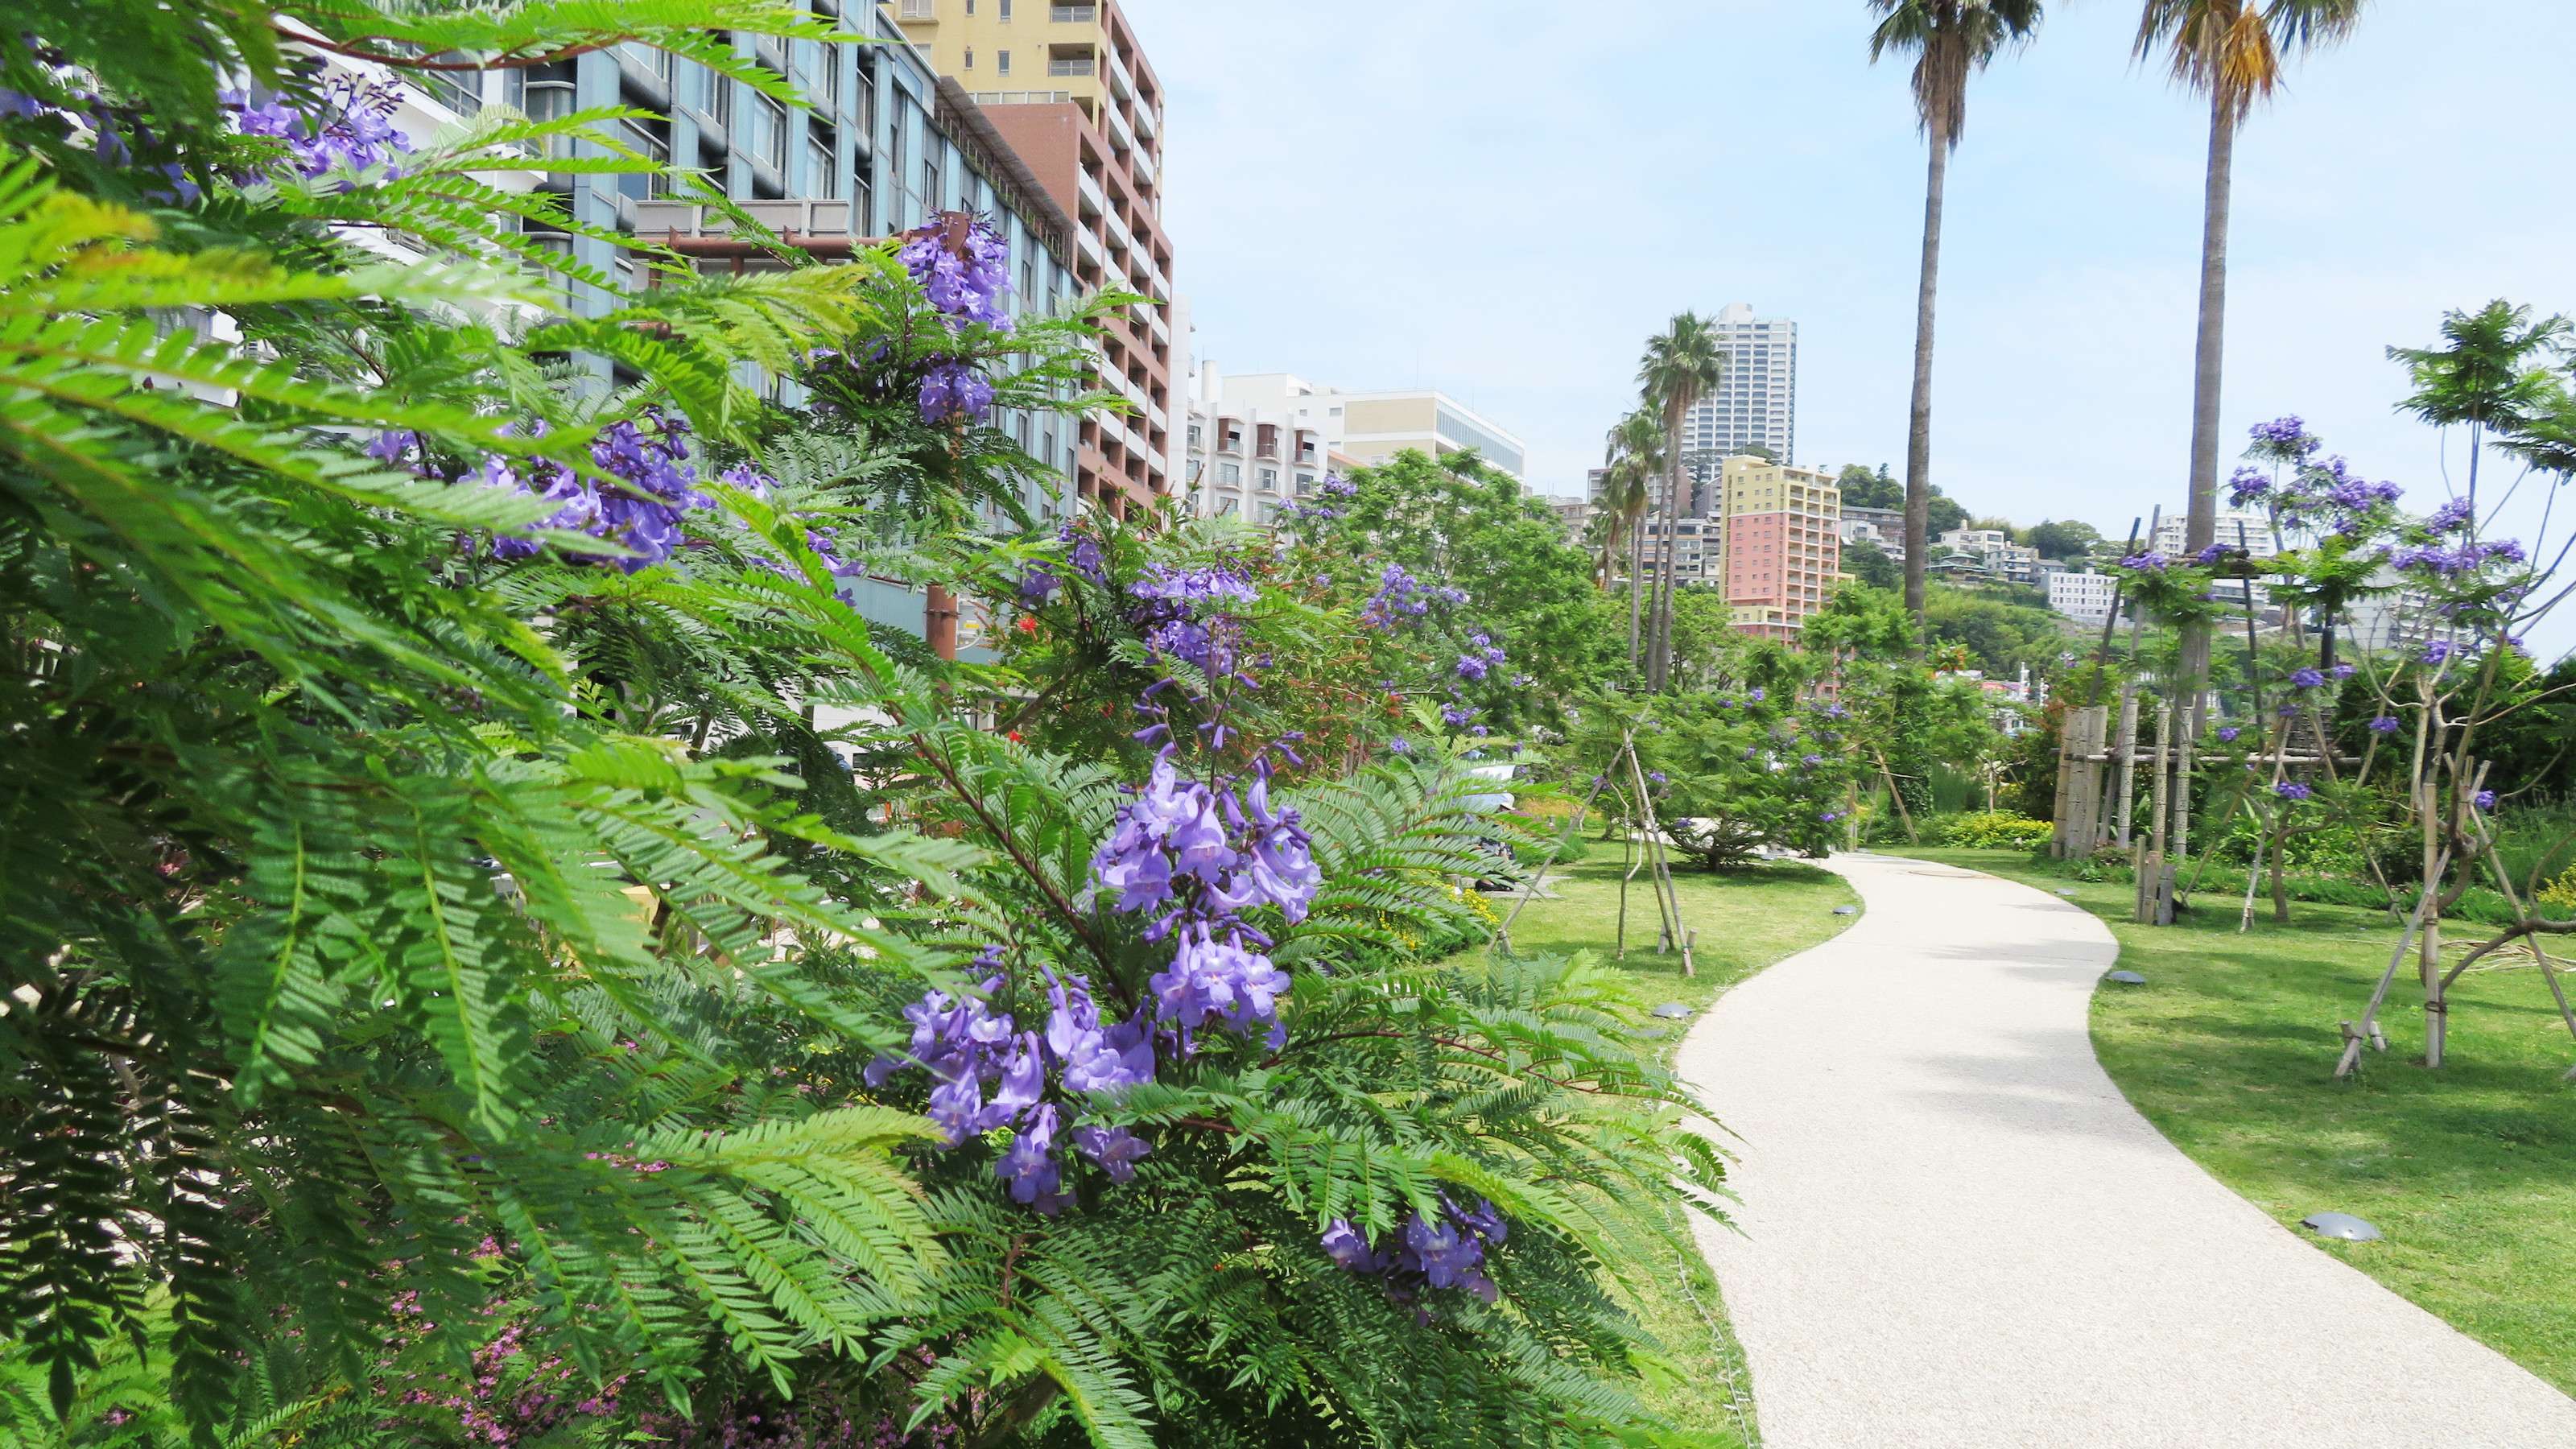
<box><xmin>2179</xmin><ymin>89</ymin><xmax>2237</xmax><ymax>746</ymax></box>
<box><xmin>1901</xmin><ymin>123</ymin><xmax>1947</xmax><ymax>644</ymax></box>
<box><xmin>1652</xmin><ymin>457</ymin><xmax>1684</xmax><ymax>689</ymax></box>
<box><xmin>1627</xmin><ymin>506</ymin><xmax>1645</xmax><ymax>670</ymax></box>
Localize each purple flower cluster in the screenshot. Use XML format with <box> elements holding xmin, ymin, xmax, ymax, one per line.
<box><xmin>1361</xmin><ymin>564</ymin><xmax>1466</xmax><ymax>628</ymax></box>
<box><xmin>1322</xmin><ymin>1197</ymin><xmax>1509</xmax><ymax>1309</ymax></box>
<box><xmin>222</xmin><ymin>74</ymin><xmax>410</xmax><ymax>189</ymax></box>
<box><xmin>2474</xmin><ymin>790</ymin><xmax>2498</xmax><ymax>811</ymax></box>
<box><xmin>898</xmin><ymin>212</ymin><xmax>1014</xmax><ymax>331</ymax></box>
<box><xmin>2215</xmin><ymin>727</ymin><xmax>2241</xmax><ymax>743</ymax></box>
<box><xmin>2330</xmin><ymin>663</ymin><xmax>2357</xmax><ymax>679</ymax></box>
<box><xmin>1062</xmin><ymin>522</ymin><xmax>1108</xmax><ymax>584</ymax></box>
<box><xmin>1090</xmin><ymin>755</ymin><xmax>1319</xmax><ymax>1049</ymax></box>
<box><xmin>918</xmin><ymin>361</ymin><xmax>995</xmax><ymax>425</ymax></box>
<box><xmin>868</xmin><ymin>961</ymin><xmax>1158</xmax><ymax>1215</ymax></box>
<box><xmin>2120</xmin><ymin>551</ymin><xmax>2170</xmax><ymax>573</ymax></box>
<box><xmin>897</xmin><ymin>213</ymin><xmax>1013</xmax><ymax>424</ymax></box>
<box><xmin>2274</xmin><ymin>782</ymin><xmax>2312</xmax><ymax>802</ymax></box>
<box><xmin>452</xmin><ymin>411</ymin><xmax>709</xmax><ymax>572</ymax></box>
<box><xmin>1129</xmin><ymin>564</ymin><xmax>1259</xmax><ymax>679</ymax></box>
<box><xmin>1286</xmin><ymin>473</ymin><xmax>1360</xmax><ymax>522</ymax></box>
<box><xmin>2289</xmin><ymin>668</ymin><xmax>2326</xmax><ymax>689</ymax></box>
<box><xmin>2227</xmin><ymin>465</ymin><xmax>2274</xmax><ymax>509</ymax></box>
<box><xmin>2368</xmin><ymin>716</ymin><xmax>2401</xmax><ymax>733</ymax></box>
<box><xmin>2388</xmin><ymin>538</ymin><xmax>2526</xmax><ymax>578</ymax></box>
<box><xmin>2424</xmin><ymin>497</ymin><xmax>2476</xmax><ymax>535</ymax></box>
<box><xmin>2246</xmin><ymin>415</ymin><xmax>2318</xmax><ymax>462</ymax></box>
<box><xmin>2421</xmin><ymin>640</ymin><xmax>2454</xmax><ymax>666</ymax></box>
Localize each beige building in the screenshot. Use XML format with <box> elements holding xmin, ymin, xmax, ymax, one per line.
<box><xmin>1215</xmin><ymin>373</ymin><xmax>1525</xmax><ymax>479</ymax></box>
<box><xmin>1181</xmin><ymin>367</ymin><xmax>1527</xmax><ymax>522</ymax></box>
<box><xmin>1715</xmin><ymin>456</ymin><xmax>1843</xmax><ymax>641</ymax></box>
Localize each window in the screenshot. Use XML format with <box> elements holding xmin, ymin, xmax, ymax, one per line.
<box><xmin>966</xmin><ymin>0</ymin><xmax>976</xmax><ymax>10</ymax></box>
<box><xmin>817</xmin><ymin>43</ymin><xmax>841</xmax><ymax>107</ymax></box>
<box><xmin>996</xmin><ymin>49</ymin><xmax>1011</xmax><ymax>75</ymax></box>
<box><xmin>1051</xmin><ymin>4</ymin><xmax>1096</xmax><ymax>19</ymax></box>
<box><xmin>753</xmin><ymin>93</ymin><xmax>789</xmax><ymax>171</ymax></box>
<box><xmin>964</xmin><ymin>45</ymin><xmax>974</xmax><ymax>68</ymax></box>
<box><xmin>615</xmin><ymin>117</ymin><xmax>670</xmax><ymax>198</ymax></box>
<box><xmin>1216</xmin><ymin>463</ymin><xmax>1241</xmax><ymax>487</ymax></box>
<box><xmin>807</xmin><ymin>133</ymin><xmax>837</xmax><ymax>196</ymax></box>
<box><xmin>855</xmin><ymin>170</ymin><xmax>874</xmax><ymax>233</ymax></box>
<box><xmin>1256</xmin><ymin>469</ymin><xmax>1278</xmax><ymax>493</ymax></box>
<box><xmin>1019</xmin><ymin>254</ymin><xmax>1034</xmax><ymax>302</ymax></box>
<box><xmin>900</xmin><ymin>0</ymin><xmax>934</xmax><ymax>16</ymax></box>
<box><xmin>704</xmin><ymin>66</ymin><xmax>733</xmax><ymax>129</ymax></box>
<box><xmin>1186</xmin><ymin>423</ymin><xmax>1201</xmax><ymax>448</ymax></box>
<box><xmin>857</xmin><ymin>58</ymin><xmax>877</xmax><ymax>135</ymax></box>
<box><xmin>1295</xmin><ymin>473</ymin><xmax>1316</xmax><ymax>495</ymax></box>
<box><xmin>1000</xmin><ymin>0</ymin><xmax>1013</xmax><ymax>17</ymax></box>
<box><xmin>421</xmin><ymin>68</ymin><xmax>482</xmax><ymax>117</ymax></box>
<box><xmin>921</xmin><ymin>158</ymin><xmax>939</xmax><ymax>210</ymax></box>
<box><xmin>1048</xmin><ymin>47</ymin><xmax>1093</xmax><ymax>76</ymax></box>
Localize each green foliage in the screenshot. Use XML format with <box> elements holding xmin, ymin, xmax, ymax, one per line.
<box><xmin>1842</xmin><ymin>538</ymin><xmax>1901</xmax><ymax>591</ymax></box>
<box><xmin>1930</xmin><ymin>811</ymin><xmax>2054</xmax><ymax>850</ymax></box>
<box><xmin>2021</xmin><ymin>518</ymin><xmax>2102</xmax><ymax>565</ymax></box>
<box><xmin>1834</xmin><ymin>464</ymin><xmax>1899</xmax><ymax>511</ymax></box>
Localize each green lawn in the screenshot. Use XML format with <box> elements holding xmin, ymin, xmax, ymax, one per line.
<box><xmin>1482</xmin><ymin>850</ymin><xmax>1860</xmax><ymax>1449</ymax></box>
<box><xmin>1897</xmin><ymin>845</ymin><xmax>2576</xmax><ymax>1397</ymax></box>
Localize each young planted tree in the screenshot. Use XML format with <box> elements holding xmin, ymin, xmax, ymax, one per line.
<box><xmin>1867</xmin><ymin>0</ymin><xmax>2045</xmax><ymax>636</ymax></box>
<box><xmin>2387</xmin><ymin>300</ymin><xmax>2571</xmax><ymax>521</ymax></box>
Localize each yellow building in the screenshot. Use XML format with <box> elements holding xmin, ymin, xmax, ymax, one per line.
<box><xmin>1715</xmin><ymin>456</ymin><xmax>1844</xmax><ymax>640</ymax></box>
<box><xmin>885</xmin><ymin>1</ymin><xmax>1159</xmax><ymax>142</ymax></box>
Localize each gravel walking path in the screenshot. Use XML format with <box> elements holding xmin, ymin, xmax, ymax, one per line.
<box><xmin>1674</xmin><ymin>852</ymin><xmax>2576</xmax><ymax>1448</ymax></box>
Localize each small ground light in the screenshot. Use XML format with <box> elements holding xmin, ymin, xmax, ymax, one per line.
<box><xmin>1832</xmin><ymin>905</ymin><xmax>1857</xmax><ymax>916</ymax></box>
<box><xmin>2301</xmin><ymin>1212</ymin><xmax>2382</xmax><ymax>1241</ymax></box>
<box><xmin>1651</xmin><ymin>1002</ymin><xmax>1693</xmax><ymax>1020</ymax></box>
<box><xmin>2057</xmin><ymin>889</ymin><xmax>2079</xmax><ymax>897</ymax></box>
<box><xmin>2105</xmin><ymin>970</ymin><xmax>2147</xmax><ymax>985</ymax></box>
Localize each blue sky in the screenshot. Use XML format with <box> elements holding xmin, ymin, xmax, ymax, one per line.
<box><xmin>1120</xmin><ymin>0</ymin><xmax>2576</xmax><ymax>662</ymax></box>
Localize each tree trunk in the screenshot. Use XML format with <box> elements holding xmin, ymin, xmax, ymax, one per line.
<box><xmin>1650</xmin><ymin>453</ymin><xmax>1682</xmax><ymax>689</ymax></box>
<box><xmin>2178</xmin><ymin>89</ymin><xmax>2237</xmax><ymax>741</ymax></box>
<box><xmin>1901</xmin><ymin>125</ymin><xmax>1947</xmax><ymax>642</ymax></box>
<box><xmin>1626</xmin><ymin>506</ymin><xmax>1645</xmax><ymax>671</ymax></box>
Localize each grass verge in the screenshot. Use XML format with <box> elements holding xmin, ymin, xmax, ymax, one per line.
<box><xmin>1895</xmin><ymin>844</ymin><xmax>2576</xmax><ymax>1397</ymax></box>
<box><xmin>1480</xmin><ymin>851</ymin><xmax>1860</xmax><ymax>1448</ymax></box>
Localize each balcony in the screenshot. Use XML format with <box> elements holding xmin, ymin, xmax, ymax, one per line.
<box><xmin>968</xmin><ymin>89</ymin><xmax>1074</xmax><ymax>105</ymax></box>
<box><xmin>628</xmin><ymin>199</ymin><xmax>864</xmax><ymax>262</ymax></box>
<box><xmin>1104</xmin><ymin>45</ymin><xmax>1134</xmax><ymax>103</ymax></box>
<box><xmin>1100</xmin><ymin>98</ymin><xmax>1137</xmax><ymax>158</ymax></box>
<box><xmin>1075</xmin><ymin>166</ymin><xmax>1106</xmax><ymax>218</ymax></box>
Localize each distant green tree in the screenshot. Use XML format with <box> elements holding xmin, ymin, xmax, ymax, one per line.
<box><xmin>2023</xmin><ymin>518</ymin><xmax>2104</xmax><ymax>564</ymax></box>
<box><xmin>1924</xmin><ymin>584</ymin><xmax>2071</xmax><ymax>677</ymax></box>
<box><xmin>1738</xmin><ymin>443</ymin><xmax>1781</xmax><ymax>462</ymax></box>
<box><xmin>1292</xmin><ymin>448</ymin><xmax>1624</xmax><ymax>711</ymax></box>
<box><xmin>1926</xmin><ymin>491</ymin><xmax>1970</xmax><ymax>537</ymax></box>
<box><xmin>1838</xmin><ymin>463</ymin><xmax>1903</xmax><ymax>510</ymax></box>
<box><xmin>1844</xmin><ymin>539</ymin><xmax>1903</xmax><ymax>590</ymax></box>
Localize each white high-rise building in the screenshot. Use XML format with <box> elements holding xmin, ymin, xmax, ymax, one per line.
<box><xmin>1682</xmin><ymin>303</ymin><xmax>1796</xmax><ymax>473</ymax></box>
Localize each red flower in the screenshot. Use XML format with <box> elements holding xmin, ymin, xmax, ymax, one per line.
<box><xmin>1017</xmin><ymin>615</ymin><xmax>1038</xmax><ymax>634</ymax></box>
<box><xmin>1007</xmin><ymin>730</ymin><xmax>1024</xmax><ymax>742</ymax></box>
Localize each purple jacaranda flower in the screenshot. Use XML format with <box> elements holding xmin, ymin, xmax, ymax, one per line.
<box><xmin>2121</xmin><ymin>551</ymin><xmax>2170</xmax><ymax>572</ymax></box>
<box><xmin>994</xmin><ymin>1103</ymin><xmax>1066</xmax><ymax>1213</ymax></box>
<box><xmin>1149</xmin><ymin>921</ymin><xmax>1293</xmax><ymax>1049</ymax></box>
<box><xmin>2196</xmin><ymin>543</ymin><xmax>2235</xmax><ymax>566</ymax></box>
<box><xmin>1441</xmin><ymin>703</ymin><xmax>1476</xmax><ymax>728</ymax></box>
<box><xmin>1323</xmin><ymin>1220</ymin><xmax>1385</xmax><ymax>1273</ymax></box>
<box><xmin>2330</xmin><ymin>663</ymin><xmax>2356</xmax><ymax>679</ymax></box>
<box><xmin>2216</xmin><ymin>727</ymin><xmax>2241</xmax><ymax>743</ymax></box>
<box><xmin>2479</xmin><ymin>539</ymin><xmax>2527</xmax><ymax>564</ymax></box>
<box><xmin>2274</xmin><ymin>782</ymin><xmax>2312</xmax><ymax>801</ymax></box>
<box><xmin>1133</xmin><ymin>564</ymin><xmax>1260</xmax><ymax>608</ymax></box>
<box><xmin>899</xmin><ymin>212</ymin><xmax>1015</xmax><ymax>330</ymax></box>
<box><xmin>1748</xmin><ymin>687</ymin><xmax>1766</xmax><ymax>703</ymax></box>
<box><xmin>2247</xmin><ymin>415</ymin><xmax>2318</xmax><ymax>460</ymax></box>
<box><xmin>2227</xmin><ymin>465</ymin><xmax>2274</xmax><ymax>507</ymax></box>
<box><xmin>1819</xmin><ymin>811</ymin><xmax>1840</xmax><ymax>823</ymax></box>
<box><xmin>716</xmin><ymin>462</ymin><xmax>775</xmax><ymax>497</ymax></box>
<box><xmin>1045</xmin><ymin>970</ymin><xmax>1156</xmax><ymax>1095</ymax></box>
<box><xmin>1802</xmin><ymin>753</ymin><xmax>1823</xmax><ymax>765</ymax></box>
<box><xmin>2425</xmin><ymin>497</ymin><xmax>2475</xmax><ymax>535</ymax></box>
<box><xmin>1071</xmin><ymin>1123</ymin><xmax>1152</xmax><ymax>1183</ymax></box>
<box><xmin>223</xmin><ymin>74</ymin><xmax>411</xmax><ymax>190</ymax></box>
<box><xmin>1387</xmin><ymin>738</ymin><xmax>1411</xmax><ymax>754</ymax></box>
<box><xmin>2290</xmin><ymin>668</ymin><xmax>2326</xmax><ymax>689</ymax></box>
<box><xmin>1058</xmin><ymin>522</ymin><xmax>1108</xmax><ymax>584</ymax></box>
<box><xmin>1455</xmin><ymin>654</ymin><xmax>1490</xmax><ymax>682</ymax></box>
<box><xmin>1225</xmin><ymin>770</ymin><xmax>1321</xmax><ymax>921</ymax></box>
<box><xmin>2368</xmin><ymin>716</ymin><xmax>2401</xmax><ymax>733</ymax></box>
<box><xmin>2422</xmin><ymin>640</ymin><xmax>2454</xmax><ymax>665</ymax></box>
<box><xmin>1018</xmin><ymin>563</ymin><xmax>1061</xmax><ymax>603</ymax></box>
<box><xmin>1647</xmin><ymin>770</ymin><xmax>1667</xmax><ymax>785</ymax></box>
<box><xmin>2474</xmin><ymin>790</ymin><xmax>2497</xmax><ymax>811</ymax></box>
<box><xmin>1400</xmin><ymin>1212</ymin><xmax>1491</xmax><ymax>1299</ymax></box>
<box><xmin>919</xmin><ymin>360</ymin><xmax>995</xmax><ymax>424</ymax></box>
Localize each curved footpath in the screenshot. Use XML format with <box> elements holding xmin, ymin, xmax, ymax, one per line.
<box><xmin>1674</xmin><ymin>852</ymin><xmax>2576</xmax><ymax>1448</ymax></box>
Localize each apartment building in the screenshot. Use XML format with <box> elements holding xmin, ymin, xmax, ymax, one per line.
<box><xmin>1216</xmin><ymin>372</ymin><xmax>1525</xmax><ymax>479</ymax></box>
<box><xmin>1938</xmin><ymin>527</ymin><xmax>2041</xmax><ymax>582</ymax></box>
<box><xmin>1716</xmin><ymin>456</ymin><xmax>1843</xmax><ymax>640</ymax></box>
<box><xmin>1682</xmin><ymin>303</ymin><xmax>1797</xmax><ymax>467</ymax></box>
<box><xmin>1182</xmin><ymin>366</ymin><xmax>1526</xmax><ymax>522</ymax></box>
<box><xmin>1181</xmin><ymin>365</ymin><xmax>1332</xmax><ymax>524</ymax></box>
<box><xmin>2048</xmin><ymin>570</ymin><xmax>2120</xmax><ymax>626</ymax></box>
<box><xmin>888</xmin><ymin>0</ymin><xmax>1178</xmax><ymax>515</ymax></box>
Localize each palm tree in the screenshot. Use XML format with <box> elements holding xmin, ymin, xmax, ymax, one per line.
<box><xmin>2136</xmin><ymin>0</ymin><xmax>2363</xmax><ymax>714</ymax></box>
<box><xmin>1604</xmin><ymin>410</ymin><xmax>1666</xmax><ymax>666</ymax></box>
<box><xmin>1638</xmin><ymin>316</ymin><xmax>1727</xmax><ymax>691</ymax></box>
<box><xmin>1868</xmin><ymin>0</ymin><xmax>2044</xmax><ymax>638</ymax></box>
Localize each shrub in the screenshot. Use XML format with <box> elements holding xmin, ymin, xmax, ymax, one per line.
<box><xmin>1936</xmin><ymin>811</ymin><xmax>2056</xmax><ymax>850</ymax></box>
<box><xmin>2541</xmin><ymin>864</ymin><xmax>2576</xmax><ymax>914</ymax></box>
